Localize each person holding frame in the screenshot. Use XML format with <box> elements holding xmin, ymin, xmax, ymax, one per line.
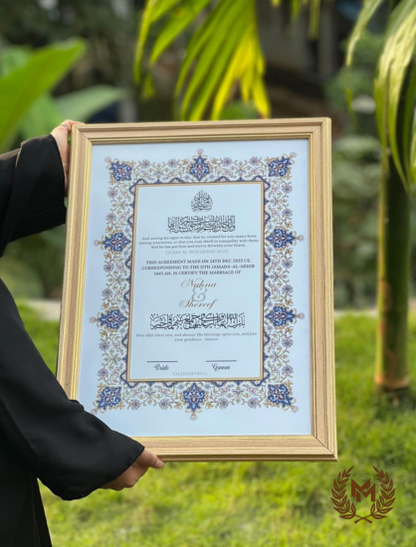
<box><xmin>60</xmin><ymin>119</ymin><xmax>335</xmax><ymax>461</ymax></box>
<box><xmin>0</xmin><ymin>120</ymin><xmax>164</xmax><ymax>547</ymax></box>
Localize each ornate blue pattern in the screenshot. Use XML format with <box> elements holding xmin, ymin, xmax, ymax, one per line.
<box><xmin>266</xmin><ymin>228</ymin><xmax>295</xmax><ymax>249</ymax></box>
<box><xmin>92</xmin><ymin>150</ymin><xmax>303</xmax><ymax>418</ymax></box>
<box><xmin>189</xmin><ymin>157</ymin><xmax>210</xmax><ymax>181</ymax></box>
<box><xmin>182</xmin><ymin>383</ymin><xmax>206</xmax><ymax>411</ymax></box>
<box><xmin>111</xmin><ymin>162</ymin><xmax>132</xmax><ymax>181</ymax></box>
<box><xmin>266</xmin><ymin>306</ymin><xmax>295</xmax><ymax>327</ymax></box>
<box><xmin>264</xmin><ymin>210</ymin><xmax>271</xmax><ymax>225</ymax></box>
<box><xmin>97</xmin><ymin>386</ymin><xmax>122</xmax><ymax>410</ymax></box>
<box><xmin>103</xmin><ymin>232</ymin><xmax>130</xmax><ymax>252</ymax></box>
<box><xmin>267</xmin><ymin>384</ymin><xmax>293</xmax><ymax>407</ymax></box>
<box><xmin>99</xmin><ymin>309</ymin><xmax>127</xmax><ymax>330</ymax></box>
<box><xmin>268</xmin><ymin>156</ymin><xmax>293</xmax><ymax>178</ymax></box>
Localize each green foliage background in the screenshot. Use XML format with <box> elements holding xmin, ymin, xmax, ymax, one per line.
<box><xmin>1</xmin><ymin>4</ymin><xmax>415</xmax><ymax>309</ymax></box>
<box><xmin>3</xmin><ymin>3</ymin><xmax>416</xmax><ymax>542</ymax></box>
<box><xmin>18</xmin><ymin>303</ymin><xmax>416</xmax><ymax>546</ymax></box>
<box><xmin>0</xmin><ymin>1</ymin><xmax>137</xmax><ymax>298</ymax></box>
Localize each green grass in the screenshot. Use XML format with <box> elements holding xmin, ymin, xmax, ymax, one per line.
<box><xmin>18</xmin><ymin>304</ymin><xmax>416</xmax><ymax>547</ymax></box>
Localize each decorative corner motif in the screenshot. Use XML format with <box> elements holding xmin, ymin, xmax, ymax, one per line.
<box><xmin>268</xmin><ymin>153</ymin><xmax>296</xmax><ymax>178</ymax></box>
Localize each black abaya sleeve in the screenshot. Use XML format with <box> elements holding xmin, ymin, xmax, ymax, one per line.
<box><xmin>0</xmin><ymin>135</ymin><xmax>144</xmax><ymax>501</ymax></box>
<box><xmin>0</xmin><ymin>134</ymin><xmax>68</xmax><ymax>256</ymax></box>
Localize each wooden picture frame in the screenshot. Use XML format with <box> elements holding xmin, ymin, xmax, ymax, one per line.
<box><xmin>57</xmin><ymin>118</ymin><xmax>336</xmax><ymax>461</ymax></box>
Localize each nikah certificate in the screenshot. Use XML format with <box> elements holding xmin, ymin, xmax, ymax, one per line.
<box><xmin>57</xmin><ymin>119</ymin><xmax>336</xmax><ymax>461</ymax></box>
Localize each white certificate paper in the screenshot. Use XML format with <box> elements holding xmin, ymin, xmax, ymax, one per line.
<box><xmin>129</xmin><ymin>182</ymin><xmax>263</xmax><ymax>382</ymax></box>
<box><xmin>76</xmin><ymin>138</ymin><xmax>312</xmax><ymax>437</ymax></box>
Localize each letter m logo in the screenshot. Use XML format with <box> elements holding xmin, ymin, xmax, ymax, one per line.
<box><xmin>351</xmin><ymin>479</ymin><xmax>376</xmax><ymax>502</ymax></box>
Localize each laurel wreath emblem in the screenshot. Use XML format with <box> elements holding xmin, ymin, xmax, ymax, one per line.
<box><xmin>331</xmin><ymin>465</ymin><xmax>395</xmax><ymax>524</ymax></box>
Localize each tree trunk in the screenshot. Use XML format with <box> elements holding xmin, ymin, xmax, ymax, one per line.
<box><xmin>375</xmin><ymin>156</ymin><xmax>411</xmax><ymax>394</ymax></box>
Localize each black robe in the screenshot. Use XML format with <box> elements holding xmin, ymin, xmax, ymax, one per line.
<box><xmin>0</xmin><ymin>135</ymin><xmax>144</xmax><ymax>546</ymax></box>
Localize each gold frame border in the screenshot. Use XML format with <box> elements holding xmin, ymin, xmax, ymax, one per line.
<box><xmin>57</xmin><ymin>118</ymin><xmax>336</xmax><ymax>462</ymax></box>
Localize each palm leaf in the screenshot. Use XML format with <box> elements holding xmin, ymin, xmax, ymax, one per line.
<box><xmin>252</xmin><ymin>73</ymin><xmax>270</xmax><ymax>118</ymax></box>
<box><xmin>134</xmin><ymin>0</ymin><xmax>182</xmax><ymax>82</ymax></box>
<box><xmin>179</xmin><ymin>0</ymin><xmax>252</xmax><ymax>119</ymax></box>
<box><xmin>187</xmin><ymin>20</ymin><xmax>251</xmax><ymax>120</ymax></box>
<box><xmin>150</xmin><ymin>0</ymin><xmax>211</xmax><ymax>64</ymax></box>
<box><xmin>175</xmin><ymin>0</ymin><xmax>235</xmax><ymax>95</ymax></box>
<box><xmin>402</xmin><ymin>58</ymin><xmax>416</xmax><ymax>184</ymax></box>
<box><xmin>212</xmin><ymin>35</ymin><xmax>252</xmax><ymax>119</ymax></box>
<box><xmin>271</xmin><ymin>0</ymin><xmax>322</xmax><ymax>37</ymax></box>
<box><xmin>374</xmin><ymin>0</ymin><xmax>416</xmax><ymax>191</ymax></box>
<box><xmin>176</xmin><ymin>0</ymin><xmax>269</xmax><ymax>120</ymax></box>
<box><xmin>308</xmin><ymin>0</ymin><xmax>322</xmax><ymax>38</ymax></box>
<box><xmin>134</xmin><ymin>0</ymin><xmax>325</xmax><ymax>120</ymax></box>
<box><xmin>346</xmin><ymin>0</ymin><xmax>385</xmax><ymax>67</ymax></box>
<box><xmin>347</xmin><ymin>0</ymin><xmax>416</xmax><ymax>190</ymax></box>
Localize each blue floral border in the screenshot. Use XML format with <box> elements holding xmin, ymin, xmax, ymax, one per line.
<box><xmin>90</xmin><ymin>150</ymin><xmax>304</xmax><ymax>419</ymax></box>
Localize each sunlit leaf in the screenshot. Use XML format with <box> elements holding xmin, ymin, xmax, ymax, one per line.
<box><xmin>186</xmin><ymin>11</ymin><xmax>252</xmax><ymax>120</ymax></box>
<box><xmin>134</xmin><ymin>0</ymin><xmax>182</xmax><ymax>82</ymax></box>
<box><xmin>151</xmin><ymin>0</ymin><xmax>182</xmax><ymax>20</ymax></box>
<box><xmin>150</xmin><ymin>0</ymin><xmax>210</xmax><ymax>64</ymax></box>
<box><xmin>212</xmin><ymin>37</ymin><xmax>250</xmax><ymax>119</ymax></box>
<box><xmin>175</xmin><ymin>0</ymin><xmax>235</xmax><ymax>94</ymax></box>
<box><xmin>289</xmin><ymin>0</ymin><xmax>301</xmax><ymax>20</ymax></box>
<box><xmin>143</xmin><ymin>72</ymin><xmax>156</xmax><ymax>99</ymax></box>
<box><xmin>179</xmin><ymin>0</ymin><xmax>250</xmax><ymax>119</ymax></box>
<box><xmin>134</xmin><ymin>0</ymin><xmax>328</xmax><ymax>120</ymax></box>
<box><xmin>346</xmin><ymin>0</ymin><xmax>384</xmax><ymax>67</ymax></box>
<box><xmin>252</xmin><ymin>75</ymin><xmax>270</xmax><ymax>118</ymax></box>
<box><xmin>175</xmin><ymin>0</ymin><xmax>270</xmax><ymax>120</ymax></box>
<box><xmin>308</xmin><ymin>0</ymin><xmax>321</xmax><ymax>38</ymax></box>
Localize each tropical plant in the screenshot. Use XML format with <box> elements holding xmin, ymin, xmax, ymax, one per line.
<box><xmin>135</xmin><ymin>0</ymin><xmax>416</xmax><ymax>397</ymax></box>
<box><xmin>0</xmin><ymin>39</ymin><xmax>129</xmax><ymax>297</ymax></box>
<box><xmin>0</xmin><ymin>39</ymin><xmax>85</xmax><ymax>152</ymax></box>
<box><xmin>134</xmin><ymin>0</ymin><xmax>323</xmax><ymax>121</ymax></box>
<box><xmin>0</xmin><ymin>42</ymin><xmax>127</xmax><ymax>148</ymax></box>
<box><xmin>328</xmin><ymin>30</ymin><xmax>416</xmax><ymax>310</ymax></box>
<box><xmin>346</xmin><ymin>0</ymin><xmax>416</xmax><ymax>396</ymax></box>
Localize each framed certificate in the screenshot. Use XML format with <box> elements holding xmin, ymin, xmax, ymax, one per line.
<box><xmin>57</xmin><ymin>119</ymin><xmax>336</xmax><ymax>461</ymax></box>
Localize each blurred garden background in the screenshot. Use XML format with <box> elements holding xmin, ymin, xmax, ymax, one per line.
<box><xmin>1</xmin><ymin>0</ymin><xmax>416</xmax><ymax>545</ymax></box>
<box><xmin>1</xmin><ymin>0</ymin><xmax>416</xmax><ymax>309</ymax></box>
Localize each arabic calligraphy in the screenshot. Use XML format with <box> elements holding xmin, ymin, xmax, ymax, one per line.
<box><xmin>168</xmin><ymin>215</ymin><xmax>236</xmax><ymax>233</ymax></box>
<box><xmin>150</xmin><ymin>312</ymin><xmax>246</xmax><ymax>330</ymax></box>
<box><xmin>191</xmin><ymin>190</ymin><xmax>213</xmax><ymax>212</ymax></box>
